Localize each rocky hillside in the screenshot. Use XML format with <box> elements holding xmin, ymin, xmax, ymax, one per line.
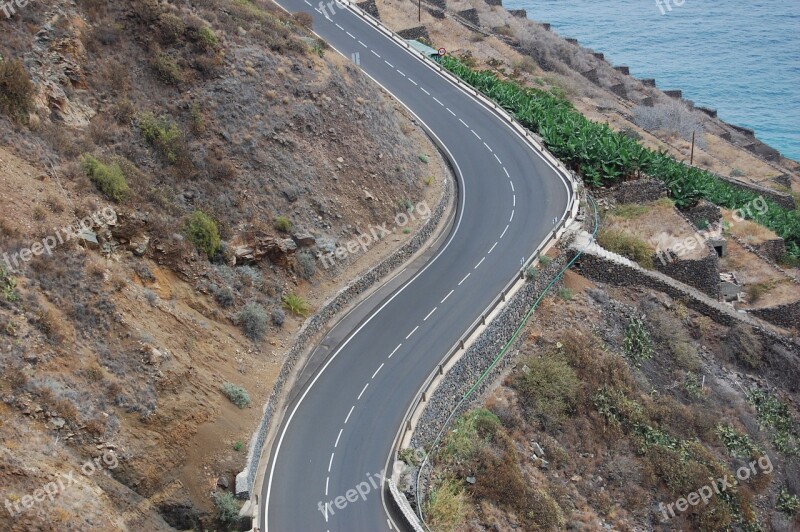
<box><xmin>0</xmin><ymin>0</ymin><xmax>446</xmax><ymax>529</ymax></box>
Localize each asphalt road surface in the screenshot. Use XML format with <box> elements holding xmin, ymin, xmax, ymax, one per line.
<box><xmin>261</xmin><ymin>2</ymin><xmax>572</xmax><ymax>530</ymax></box>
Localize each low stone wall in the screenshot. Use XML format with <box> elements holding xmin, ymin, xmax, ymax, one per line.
<box><xmin>653</xmin><ymin>250</ymin><xmax>720</xmax><ymax>298</ymax></box>
<box><xmin>685</xmin><ymin>200</ymin><xmax>721</xmax><ymax>226</ymax></box>
<box><xmin>575</xmin><ymin>248</ymin><xmax>800</xmax><ymax>392</ymax></box>
<box><xmin>398</xmin><ymin>26</ymin><xmax>430</xmax><ymax>41</ymax></box>
<box><xmin>457</xmin><ymin>8</ymin><xmax>480</xmax><ymax>26</ymax></box>
<box><xmin>749</xmin><ymin>301</ymin><xmax>800</xmax><ymax>331</ymax></box>
<box><xmin>483</xmin><ymin>0</ymin><xmax>502</xmax><ymax>5</ymax></box>
<box><xmin>508</xmin><ymin>8</ymin><xmax>526</xmax><ymax>17</ymax></box>
<box><xmin>356</xmin><ymin>0</ymin><xmax>380</xmax><ymax>19</ymax></box>
<box><xmin>235</xmin><ymin>179</ymin><xmax>453</xmax><ymax>498</ymax></box>
<box><xmin>755</xmin><ymin>238</ymin><xmax>787</xmax><ymax>263</ymax></box>
<box><xmin>596</xmin><ymin>179</ymin><xmax>667</xmax><ymax>204</ymax></box>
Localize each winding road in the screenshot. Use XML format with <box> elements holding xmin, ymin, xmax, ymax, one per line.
<box><xmin>259</xmin><ymin>2</ymin><xmax>573</xmax><ymax>530</ymax></box>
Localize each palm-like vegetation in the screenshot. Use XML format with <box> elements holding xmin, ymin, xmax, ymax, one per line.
<box><xmin>442</xmin><ymin>57</ymin><xmax>800</xmax><ymax>258</ymax></box>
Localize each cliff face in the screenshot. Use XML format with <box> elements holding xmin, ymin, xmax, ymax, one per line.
<box><xmin>0</xmin><ymin>0</ymin><xmax>446</xmax><ymax>529</ymax></box>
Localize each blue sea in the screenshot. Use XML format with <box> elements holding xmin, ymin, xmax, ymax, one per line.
<box><xmin>503</xmin><ymin>0</ymin><xmax>800</xmax><ymax>161</ymax></box>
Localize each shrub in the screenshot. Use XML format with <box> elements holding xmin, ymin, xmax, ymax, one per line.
<box><xmin>198</xmin><ymin>26</ymin><xmax>219</xmax><ymax>50</ymax></box>
<box><xmin>426</xmin><ymin>477</ymin><xmax>468</xmax><ymax>532</ymax></box>
<box><xmin>221</xmin><ymin>383</ymin><xmax>251</xmax><ymax>408</ymax></box>
<box><xmin>80</xmin><ymin>154</ymin><xmax>129</xmax><ymax>202</ymax></box>
<box><xmin>597</xmin><ymin>228</ymin><xmax>654</xmax><ymax>268</ymax></box>
<box><xmin>138</xmin><ymin>112</ymin><xmax>183</xmax><ymax>163</ymax></box>
<box><xmin>748</xmin><ymin>389</ymin><xmax>799</xmax><ymax>455</ymax></box>
<box><xmin>157</xmin><ymin>12</ymin><xmax>185</xmax><ymax>43</ymax></box>
<box><xmin>525</xmin><ymin>266</ymin><xmax>538</xmax><ymax>281</ymax></box>
<box><xmin>296</xmin><ymin>251</ymin><xmax>316</xmax><ymax>279</ymax></box>
<box><xmin>538</xmin><ymin>255</ymin><xmax>552</xmax><ymax>266</ymax></box>
<box><xmin>185</xmin><ymin>210</ymin><xmax>221</xmax><ymax>259</ymax></box>
<box><xmin>213</xmin><ymin>285</ymin><xmax>234</xmax><ymax>308</ymax></box>
<box><xmin>273</xmin><ymin>216</ymin><xmax>292</xmax><ymax>233</ymax></box>
<box><xmin>0</xmin><ymin>59</ymin><xmax>34</xmax><ymax>122</ymax></box>
<box><xmin>514</xmin><ymin>353</ymin><xmax>579</xmax><ymax>429</ymax></box>
<box><xmin>623</xmin><ymin>317</ymin><xmax>654</xmax><ymax>365</ymax></box>
<box><xmin>558</xmin><ymin>287</ymin><xmax>572</xmax><ymax>300</ymax></box>
<box><xmin>233</xmin><ymin>440</ymin><xmax>243</xmax><ymax>452</ymax></box>
<box><xmin>150</xmin><ymin>52</ymin><xmax>182</xmax><ymax>85</ymax></box>
<box><xmin>633</xmin><ymin>100</ymin><xmax>706</xmax><ymax>147</ymax></box>
<box><xmin>292</xmin><ymin>11</ymin><xmax>313</xmax><ymax>28</ymax></box>
<box><xmin>611</xmin><ymin>203</ymin><xmax>649</xmax><ymax>219</ymax></box>
<box><xmin>237</xmin><ymin>301</ymin><xmax>267</xmax><ymax>341</ymax></box>
<box><xmin>271</xmin><ymin>307</ymin><xmax>285</xmax><ymax>327</ymax></box>
<box><xmin>1</xmin><ymin>266</ymin><xmax>19</xmax><ymax>302</ymax></box>
<box><xmin>777</xmin><ymin>486</ymin><xmax>800</xmax><ymax>516</ymax></box>
<box><xmin>282</xmin><ymin>292</ymin><xmax>310</xmax><ymax>316</ymax></box>
<box><xmin>213</xmin><ymin>491</ymin><xmax>241</xmax><ymax>525</ymax></box>
<box><xmin>418</xmin><ymin>154</ymin><xmax>429</xmax><ymax>163</ymax></box>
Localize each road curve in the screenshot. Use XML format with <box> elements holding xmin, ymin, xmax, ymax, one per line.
<box><xmin>260</xmin><ymin>2</ymin><xmax>572</xmax><ymax>531</ymax></box>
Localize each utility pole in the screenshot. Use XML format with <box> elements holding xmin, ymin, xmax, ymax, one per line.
<box><xmin>418</xmin><ymin>0</ymin><xmax>421</xmax><ymax>22</ymax></box>
<box><xmin>690</xmin><ymin>131</ymin><xmax>695</xmax><ymax>165</ymax></box>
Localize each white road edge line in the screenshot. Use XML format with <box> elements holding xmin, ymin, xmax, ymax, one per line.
<box><xmin>441</xmin><ymin>289</ymin><xmax>454</xmax><ymax>303</ymax></box>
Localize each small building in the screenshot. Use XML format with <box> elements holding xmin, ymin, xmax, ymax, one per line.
<box><xmin>407</xmin><ymin>40</ymin><xmax>440</xmax><ymax>60</ymax></box>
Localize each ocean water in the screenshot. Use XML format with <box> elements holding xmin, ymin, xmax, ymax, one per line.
<box><xmin>503</xmin><ymin>0</ymin><xmax>800</xmax><ymax>161</ymax></box>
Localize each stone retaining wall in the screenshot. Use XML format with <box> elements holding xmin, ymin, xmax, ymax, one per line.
<box><xmin>596</xmin><ymin>179</ymin><xmax>667</xmax><ymax>204</ymax></box>
<box><xmin>235</xmin><ymin>178</ymin><xmax>453</xmax><ymax>498</ymax></box>
<box><xmin>749</xmin><ymin>301</ymin><xmax>800</xmax><ymax>331</ymax></box>
<box><xmin>356</xmin><ymin>0</ymin><xmax>380</xmax><ymax>19</ymax></box>
<box><xmin>575</xmin><ymin>247</ymin><xmax>800</xmax><ymax>392</ymax></box>
<box><xmin>653</xmin><ymin>250</ymin><xmax>720</xmax><ymax>298</ymax></box>
<box><xmin>398</xmin><ymin>26</ymin><xmax>430</xmax><ymax>41</ymax></box>
<box><xmin>410</xmin><ymin>256</ymin><xmax>569</xmax><ymax>450</ymax></box>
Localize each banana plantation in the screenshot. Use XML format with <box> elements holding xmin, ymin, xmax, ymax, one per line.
<box><xmin>442</xmin><ymin>57</ymin><xmax>800</xmax><ymax>259</ymax></box>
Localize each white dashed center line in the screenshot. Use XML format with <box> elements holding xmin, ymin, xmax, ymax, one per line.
<box><xmin>358</xmin><ymin>383</ymin><xmax>369</xmax><ymax>400</ymax></box>
<box><xmin>421</xmin><ymin>87</ymin><xmax>430</xmax><ymax>95</ymax></box>
<box><xmin>471</xmin><ymin>130</ymin><xmax>481</xmax><ymax>140</ymax></box>
<box><xmin>424</xmin><ymin>307</ymin><xmax>437</xmax><ymax>321</ymax></box>
<box><xmin>494</xmin><ymin>153</ymin><xmax>502</xmax><ymax>164</ymax></box>
<box><xmin>406</xmin><ymin>326</ymin><xmax>419</xmax><ymax>339</ymax></box>
<box><xmin>483</xmin><ymin>141</ymin><xmax>492</xmax><ymax>152</ymax></box>
<box><xmin>335</xmin><ymin>428</ymin><xmax>343</xmax><ymax>448</ymax></box>
<box><xmin>358</xmin><ymin>40</ymin><xmax>367</xmax><ymax>48</ymax></box>
<box><xmin>446</xmin><ymin>107</ymin><xmax>456</xmax><ymax>116</ymax></box>
<box><xmin>388</xmin><ymin>344</ymin><xmax>402</xmax><ymax>358</ymax></box>
<box><xmin>459</xmin><ymin>273</ymin><xmax>470</xmax><ymax>286</ymax></box>
<box><xmin>345</xmin><ymin>406</ymin><xmax>355</xmax><ymax>424</ymax></box>
<box><xmin>501</xmin><ymin>224</ymin><xmax>509</xmax><ymax>239</ymax></box>
<box><xmin>474</xmin><ymin>257</ymin><xmax>485</xmax><ymax>269</ymax></box>
<box><xmin>372</xmin><ymin>363</ymin><xmax>384</xmax><ymax>379</ymax></box>
<box><xmin>371</xmin><ymin>50</ymin><xmax>380</xmax><ymax>57</ymax></box>
<box><xmin>459</xmin><ymin>118</ymin><xmax>469</xmax><ymax>127</ymax></box>
<box><xmin>433</xmin><ymin>97</ymin><xmax>443</xmax><ymax>105</ymax></box>
<box><xmin>385</xmin><ymin>60</ymin><xmax>394</xmax><ymax>68</ymax></box>
<box><xmin>328</xmin><ymin>453</ymin><xmax>335</xmax><ymax>472</ymax></box>
<box><xmin>409</xmin><ymin>78</ymin><xmax>418</xmax><ymax>85</ymax></box>
<box><xmin>346</xmin><ymin>31</ymin><xmax>355</xmax><ymax>39</ymax></box>
<box><xmin>397</xmin><ymin>70</ymin><xmax>406</xmax><ymax>77</ymax></box>
<box><xmin>509</xmin><ymin>210</ymin><xmax>515</xmax><ymax>222</ymax></box>
<box><xmin>336</xmin><ymin>23</ymin><xmax>344</xmax><ymax>30</ymax></box>
<box><xmin>441</xmin><ymin>289</ymin><xmax>454</xmax><ymax>303</ymax></box>
<box><xmin>488</xmin><ymin>242</ymin><xmax>498</xmax><ymax>254</ymax></box>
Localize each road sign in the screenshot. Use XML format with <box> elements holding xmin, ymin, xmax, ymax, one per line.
<box><xmin>438</xmin><ymin>47</ymin><xmax>446</xmax><ymax>56</ymax></box>
<box><xmin>351</xmin><ymin>52</ymin><xmax>360</xmax><ymax>65</ymax></box>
